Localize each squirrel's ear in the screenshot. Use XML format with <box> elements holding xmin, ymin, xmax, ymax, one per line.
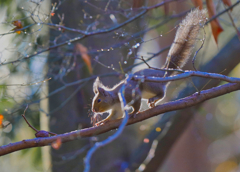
<box><xmin>98</xmin><ymin>87</ymin><xmax>107</xmax><ymax>96</ymax></box>
<box><xmin>93</xmin><ymin>77</ymin><xmax>101</xmax><ymax>94</ymax></box>
<box><xmin>93</xmin><ymin>77</ymin><xmax>108</xmax><ymax>96</ymax></box>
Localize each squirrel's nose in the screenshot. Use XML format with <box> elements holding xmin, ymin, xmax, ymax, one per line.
<box><xmin>92</xmin><ymin>108</ymin><xmax>98</xmax><ymax>112</ymax></box>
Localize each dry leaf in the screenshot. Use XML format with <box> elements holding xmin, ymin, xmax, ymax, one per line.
<box><xmin>210</xmin><ymin>19</ymin><xmax>224</xmax><ymax>43</ymax></box>
<box><xmin>206</xmin><ymin>0</ymin><xmax>224</xmax><ymax>44</ymax></box>
<box><xmin>75</xmin><ymin>43</ymin><xmax>93</xmax><ymax>74</ymax></box>
<box><xmin>12</xmin><ymin>20</ymin><xmax>23</xmax><ymax>34</ymax></box>
<box><xmin>0</xmin><ymin>114</ymin><xmax>4</xmax><ymax>126</ymax></box>
<box><xmin>191</xmin><ymin>0</ymin><xmax>203</xmax><ymax>9</ymax></box>
<box><xmin>222</xmin><ymin>0</ymin><xmax>232</xmax><ymax>10</ymax></box>
<box><xmin>51</xmin><ymin>138</ymin><xmax>62</xmax><ymax>150</ymax></box>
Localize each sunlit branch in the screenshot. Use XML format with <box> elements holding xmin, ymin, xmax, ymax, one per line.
<box><xmin>133</xmin><ymin>70</ymin><xmax>240</xmax><ymax>84</ymax></box>
<box><xmin>0</xmin><ymin>82</ymin><xmax>239</xmax><ymax>156</ymax></box>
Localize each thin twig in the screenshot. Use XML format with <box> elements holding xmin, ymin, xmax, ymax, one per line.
<box><xmin>21</xmin><ymin>105</ymin><xmax>57</xmax><ymax>136</ymax></box>
<box><xmin>199</xmin><ymin>69</ymin><xmax>226</xmax><ymax>92</ymax></box>
<box><xmin>206</xmin><ymin>1</ymin><xmax>240</xmax><ymax>24</ymax></box>
<box><xmin>0</xmin><ymin>1</ymin><xmax>239</xmax><ymax>67</ymax></box>
<box><xmin>224</xmin><ymin>5</ymin><xmax>240</xmax><ymax>41</ymax></box>
<box><xmin>21</xmin><ymin>105</ymin><xmax>38</xmax><ymax>132</ymax></box>
<box><xmin>2</xmin><ymin>122</ymin><xmax>11</xmax><ymax>129</ymax></box>
<box><xmin>138</xmin><ymin>56</ymin><xmax>184</xmax><ymax>73</ymax></box>
<box><xmin>139</xmin><ymin>56</ymin><xmax>151</xmax><ymax>68</ymax></box>
<box><xmin>192</xmin><ymin>27</ymin><xmax>206</xmax><ymax>71</ymax></box>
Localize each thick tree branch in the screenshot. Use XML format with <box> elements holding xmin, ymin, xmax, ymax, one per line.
<box><xmin>133</xmin><ymin>70</ymin><xmax>240</xmax><ymax>83</ymax></box>
<box><xmin>0</xmin><ymin>82</ymin><xmax>240</xmax><ymax>156</ymax></box>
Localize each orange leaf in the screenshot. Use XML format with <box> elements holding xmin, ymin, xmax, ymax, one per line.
<box><xmin>222</xmin><ymin>0</ymin><xmax>232</xmax><ymax>10</ymax></box>
<box><xmin>75</xmin><ymin>43</ymin><xmax>93</xmax><ymax>74</ymax></box>
<box><xmin>0</xmin><ymin>114</ymin><xmax>3</xmax><ymax>126</ymax></box>
<box><xmin>12</xmin><ymin>21</ymin><xmax>22</xmax><ymax>28</ymax></box>
<box><xmin>191</xmin><ymin>0</ymin><xmax>203</xmax><ymax>9</ymax></box>
<box><xmin>12</xmin><ymin>20</ymin><xmax>23</xmax><ymax>34</ymax></box>
<box><xmin>210</xmin><ymin>20</ymin><xmax>224</xmax><ymax>43</ymax></box>
<box><xmin>51</xmin><ymin>138</ymin><xmax>62</xmax><ymax>150</ymax></box>
<box><xmin>206</xmin><ymin>0</ymin><xmax>224</xmax><ymax>44</ymax></box>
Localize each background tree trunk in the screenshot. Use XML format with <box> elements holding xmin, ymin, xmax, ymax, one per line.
<box><xmin>48</xmin><ymin>0</ymin><xmax>144</xmax><ymax>171</ymax></box>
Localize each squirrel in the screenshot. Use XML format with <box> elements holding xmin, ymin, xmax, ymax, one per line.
<box><xmin>91</xmin><ymin>8</ymin><xmax>208</xmax><ymax>126</ymax></box>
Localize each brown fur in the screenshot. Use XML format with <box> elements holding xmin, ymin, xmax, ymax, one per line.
<box><xmin>91</xmin><ymin>9</ymin><xmax>208</xmax><ymax>126</ymax></box>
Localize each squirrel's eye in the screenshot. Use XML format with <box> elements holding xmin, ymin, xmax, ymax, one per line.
<box><xmin>97</xmin><ymin>99</ymin><xmax>101</xmax><ymax>103</ymax></box>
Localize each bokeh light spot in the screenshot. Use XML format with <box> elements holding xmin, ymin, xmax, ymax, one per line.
<box><xmin>156</xmin><ymin>127</ymin><xmax>161</xmax><ymax>132</ymax></box>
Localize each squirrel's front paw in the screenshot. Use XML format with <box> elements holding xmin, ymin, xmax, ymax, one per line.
<box><xmin>91</xmin><ymin>113</ymin><xmax>103</xmax><ymax>126</ymax></box>
<box><xmin>148</xmin><ymin>98</ymin><xmax>156</xmax><ymax>108</ymax></box>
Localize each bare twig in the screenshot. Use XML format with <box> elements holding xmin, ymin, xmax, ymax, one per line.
<box><xmin>224</xmin><ymin>5</ymin><xmax>240</xmax><ymax>40</ymax></box>
<box><xmin>139</xmin><ymin>56</ymin><xmax>151</xmax><ymax>68</ymax></box>
<box><xmin>21</xmin><ymin>105</ymin><xmax>57</xmax><ymax>136</ymax></box>
<box><xmin>192</xmin><ymin>27</ymin><xmax>206</xmax><ymax>71</ymax></box>
<box><xmin>1</xmin><ymin>0</ymin><xmax>238</xmax><ymax>67</ymax></box>
<box><xmin>206</xmin><ymin>1</ymin><xmax>240</xmax><ymax>24</ymax></box>
<box><xmin>43</xmin><ymin>0</ymin><xmax>177</xmax><ymax>35</ymax></box>
<box><xmin>21</xmin><ymin>105</ymin><xmax>38</xmax><ymax>132</ymax></box>
<box><xmin>0</xmin><ymin>0</ymin><xmax>177</xmax><ymax>67</ymax></box>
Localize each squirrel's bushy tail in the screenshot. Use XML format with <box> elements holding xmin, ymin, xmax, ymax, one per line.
<box><xmin>166</xmin><ymin>8</ymin><xmax>208</xmax><ymax>69</ymax></box>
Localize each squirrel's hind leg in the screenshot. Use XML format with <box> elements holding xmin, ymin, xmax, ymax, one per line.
<box><xmin>129</xmin><ymin>98</ymin><xmax>141</xmax><ymax>118</ymax></box>
<box><xmin>148</xmin><ymin>94</ymin><xmax>164</xmax><ymax>108</ymax></box>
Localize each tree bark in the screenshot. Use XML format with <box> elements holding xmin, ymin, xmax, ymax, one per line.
<box><xmin>48</xmin><ymin>0</ymin><xmax>144</xmax><ymax>171</ymax></box>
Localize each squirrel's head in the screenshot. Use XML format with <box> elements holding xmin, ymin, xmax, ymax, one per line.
<box><xmin>92</xmin><ymin>77</ymin><xmax>113</xmax><ymax>113</ymax></box>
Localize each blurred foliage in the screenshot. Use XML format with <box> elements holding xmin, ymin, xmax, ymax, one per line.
<box><xmin>0</xmin><ymin>86</ymin><xmax>14</xmax><ymax>113</ymax></box>
<box><xmin>0</xmin><ymin>0</ymin><xmax>12</xmax><ymax>6</ymax></box>
<box><xmin>0</xmin><ymin>0</ymin><xmax>43</xmax><ymax>169</ymax></box>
